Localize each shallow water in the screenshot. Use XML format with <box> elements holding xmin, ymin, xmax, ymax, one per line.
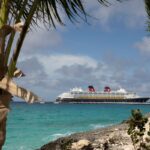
<box><xmin>3</xmin><ymin>102</ymin><xmax>150</xmax><ymax>150</ymax></box>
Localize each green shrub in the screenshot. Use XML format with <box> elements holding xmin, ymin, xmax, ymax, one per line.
<box><xmin>128</xmin><ymin>109</ymin><xmax>150</xmax><ymax>150</ymax></box>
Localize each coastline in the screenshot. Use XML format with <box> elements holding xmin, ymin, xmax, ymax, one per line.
<box><xmin>39</xmin><ymin>113</ymin><xmax>150</xmax><ymax>150</ymax></box>
<box><xmin>7</xmin><ymin>103</ymin><xmax>150</xmax><ymax>149</ymax></box>
<box><xmin>39</xmin><ymin>122</ymin><xmax>133</xmax><ymax>150</ymax></box>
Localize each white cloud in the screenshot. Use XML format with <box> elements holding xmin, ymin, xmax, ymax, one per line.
<box><xmin>135</xmin><ymin>37</ymin><xmax>150</xmax><ymax>54</ymax></box>
<box><xmin>85</xmin><ymin>0</ymin><xmax>146</xmax><ymax>29</ymax></box>
<box><xmin>17</xmin><ymin>54</ymin><xmax>98</xmax><ymax>100</ymax></box>
<box><xmin>37</xmin><ymin>54</ymin><xmax>97</xmax><ymax>76</ymax></box>
<box><xmin>17</xmin><ymin>53</ymin><xmax>150</xmax><ymax>101</ymax></box>
<box><xmin>21</xmin><ymin>27</ymin><xmax>63</xmax><ymax>56</ymax></box>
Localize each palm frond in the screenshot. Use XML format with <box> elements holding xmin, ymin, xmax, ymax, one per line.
<box><xmin>33</xmin><ymin>0</ymin><xmax>87</xmax><ymax>28</ymax></box>
<box><xmin>13</xmin><ymin>68</ymin><xmax>25</xmax><ymax>78</ymax></box>
<box><xmin>8</xmin><ymin>0</ymin><xmax>122</xmax><ymax>28</ymax></box>
<box><xmin>0</xmin><ymin>77</ymin><xmax>39</xmax><ymax>103</ymax></box>
<box><xmin>145</xmin><ymin>0</ymin><xmax>150</xmax><ymax>31</ymax></box>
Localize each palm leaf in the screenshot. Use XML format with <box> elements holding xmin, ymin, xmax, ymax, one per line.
<box><xmin>0</xmin><ymin>76</ymin><xmax>39</xmax><ymax>103</ymax></box>
<box><xmin>0</xmin><ymin>22</ymin><xmax>24</xmax><ymax>38</ymax></box>
<box><xmin>13</xmin><ymin>68</ymin><xmax>25</xmax><ymax>78</ymax></box>
<box><xmin>145</xmin><ymin>0</ymin><xmax>150</xmax><ymax>31</ymax></box>
<box><xmin>8</xmin><ymin>0</ymin><xmax>123</xmax><ymax>28</ymax></box>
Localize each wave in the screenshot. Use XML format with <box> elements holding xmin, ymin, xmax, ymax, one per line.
<box><xmin>52</xmin><ymin>131</ymin><xmax>74</xmax><ymax>140</ymax></box>
<box><xmin>90</xmin><ymin>123</ymin><xmax>113</xmax><ymax>129</ymax></box>
<box><xmin>42</xmin><ymin>131</ymin><xmax>74</xmax><ymax>142</ymax></box>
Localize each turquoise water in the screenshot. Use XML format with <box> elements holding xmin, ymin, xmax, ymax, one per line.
<box><xmin>3</xmin><ymin>102</ymin><xmax>150</xmax><ymax>150</ymax></box>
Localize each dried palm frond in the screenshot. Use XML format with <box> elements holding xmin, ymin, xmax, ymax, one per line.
<box><xmin>0</xmin><ymin>77</ymin><xmax>39</xmax><ymax>103</ymax></box>
<box><xmin>13</xmin><ymin>22</ymin><xmax>24</xmax><ymax>32</ymax></box>
<box><xmin>13</xmin><ymin>68</ymin><xmax>25</xmax><ymax>78</ymax></box>
<box><xmin>0</xmin><ymin>22</ymin><xmax>24</xmax><ymax>38</ymax></box>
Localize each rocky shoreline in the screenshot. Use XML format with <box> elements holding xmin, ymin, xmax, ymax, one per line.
<box><xmin>38</xmin><ymin>113</ymin><xmax>150</xmax><ymax>150</ymax></box>
<box><xmin>38</xmin><ymin>122</ymin><xmax>134</xmax><ymax>150</ymax></box>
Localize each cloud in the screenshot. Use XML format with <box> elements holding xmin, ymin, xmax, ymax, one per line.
<box><xmin>18</xmin><ymin>57</ymin><xmax>45</xmax><ymax>75</ymax></box>
<box><xmin>17</xmin><ymin>57</ymin><xmax>48</xmax><ymax>87</ymax></box>
<box><xmin>16</xmin><ymin>54</ymin><xmax>101</xmax><ymax>99</ymax></box>
<box><xmin>135</xmin><ymin>37</ymin><xmax>150</xmax><ymax>54</ymax></box>
<box><xmin>55</xmin><ymin>64</ymin><xmax>95</xmax><ymax>78</ymax></box>
<box><xmin>85</xmin><ymin>0</ymin><xmax>146</xmax><ymax>29</ymax></box>
<box><xmin>17</xmin><ymin>54</ymin><xmax>98</xmax><ymax>100</ymax></box>
<box><xmin>17</xmin><ymin>53</ymin><xmax>150</xmax><ymax>101</ymax></box>
<box><xmin>37</xmin><ymin>54</ymin><xmax>97</xmax><ymax>76</ymax></box>
<box><xmin>21</xmin><ymin>27</ymin><xmax>63</xmax><ymax>56</ymax></box>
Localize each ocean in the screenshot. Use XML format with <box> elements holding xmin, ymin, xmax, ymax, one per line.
<box><xmin>3</xmin><ymin>102</ymin><xmax>150</xmax><ymax>150</ymax></box>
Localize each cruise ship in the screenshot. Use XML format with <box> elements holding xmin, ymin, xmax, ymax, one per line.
<box><xmin>56</xmin><ymin>86</ymin><xmax>149</xmax><ymax>104</ymax></box>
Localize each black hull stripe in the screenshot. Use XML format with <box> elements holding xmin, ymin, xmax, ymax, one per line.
<box><xmin>56</xmin><ymin>98</ymin><xmax>149</xmax><ymax>103</ymax></box>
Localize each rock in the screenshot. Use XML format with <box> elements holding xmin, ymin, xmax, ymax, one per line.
<box><xmin>39</xmin><ymin>138</ymin><xmax>77</xmax><ymax>150</ymax></box>
<box><xmin>120</xmin><ymin>145</ymin><xmax>134</xmax><ymax>150</ymax></box>
<box><xmin>38</xmin><ymin>123</ymin><xmax>133</xmax><ymax>150</ymax></box>
<box><xmin>71</xmin><ymin>139</ymin><xmax>91</xmax><ymax>150</ymax></box>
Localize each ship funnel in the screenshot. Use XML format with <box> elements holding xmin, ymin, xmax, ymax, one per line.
<box><xmin>88</xmin><ymin>85</ymin><xmax>95</xmax><ymax>92</ymax></box>
<box><xmin>104</xmin><ymin>86</ymin><xmax>111</xmax><ymax>92</ymax></box>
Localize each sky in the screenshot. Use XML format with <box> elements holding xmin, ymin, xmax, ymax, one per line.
<box><xmin>14</xmin><ymin>0</ymin><xmax>150</xmax><ymax>101</ymax></box>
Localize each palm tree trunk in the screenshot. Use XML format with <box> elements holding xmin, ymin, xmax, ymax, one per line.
<box><xmin>0</xmin><ymin>52</ymin><xmax>11</xmax><ymax>150</ymax></box>
<box><xmin>0</xmin><ymin>92</ymin><xmax>11</xmax><ymax>150</ymax></box>
<box><xmin>0</xmin><ymin>38</ymin><xmax>11</xmax><ymax>150</ymax></box>
<box><xmin>0</xmin><ymin>1</ymin><xmax>11</xmax><ymax>149</ymax></box>
<box><xmin>0</xmin><ymin>62</ymin><xmax>11</xmax><ymax>149</ymax></box>
<box><xmin>0</xmin><ymin>109</ymin><xmax>7</xmax><ymax>150</ymax></box>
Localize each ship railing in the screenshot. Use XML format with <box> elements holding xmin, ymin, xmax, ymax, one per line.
<box><xmin>77</xmin><ymin>96</ymin><xmax>125</xmax><ymax>99</ymax></box>
<box><xmin>70</xmin><ymin>91</ymin><xmax>136</xmax><ymax>96</ymax></box>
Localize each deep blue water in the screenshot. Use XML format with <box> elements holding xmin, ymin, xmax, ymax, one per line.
<box><xmin>3</xmin><ymin>102</ymin><xmax>150</xmax><ymax>150</ymax></box>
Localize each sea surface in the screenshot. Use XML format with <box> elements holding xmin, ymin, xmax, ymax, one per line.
<box><xmin>3</xmin><ymin>102</ymin><xmax>150</xmax><ymax>150</ymax></box>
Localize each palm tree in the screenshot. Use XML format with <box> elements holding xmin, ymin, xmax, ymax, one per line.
<box><xmin>0</xmin><ymin>0</ymin><xmax>150</xmax><ymax>149</ymax></box>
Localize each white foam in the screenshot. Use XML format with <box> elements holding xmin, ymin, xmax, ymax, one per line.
<box><xmin>42</xmin><ymin>131</ymin><xmax>74</xmax><ymax>142</ymax></box>
<box><xmin>52</xmin><ymin>132</ymin><xmax>74</xmax><ymax>140</ymax></box>
<box><xmin>90</xmin><ymin>123</ymin><xmax>112</xmax><ymax>129</ymax></box>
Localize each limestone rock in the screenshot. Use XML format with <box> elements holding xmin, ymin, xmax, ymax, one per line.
<box><xmin>71</xmin><ymin>139</ymin><xmax>91</xmax><ymax>150</ymax></box>
<box><xmin>38</xmin><ymin>123</ymin><xmax>135</xmax><ymax>150</ymax></box>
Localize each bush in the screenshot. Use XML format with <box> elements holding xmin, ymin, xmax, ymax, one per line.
<box><xmin>128</xmin><ymin>109</ymin><xmax>150</xmax><ymax>150</ymax></box>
